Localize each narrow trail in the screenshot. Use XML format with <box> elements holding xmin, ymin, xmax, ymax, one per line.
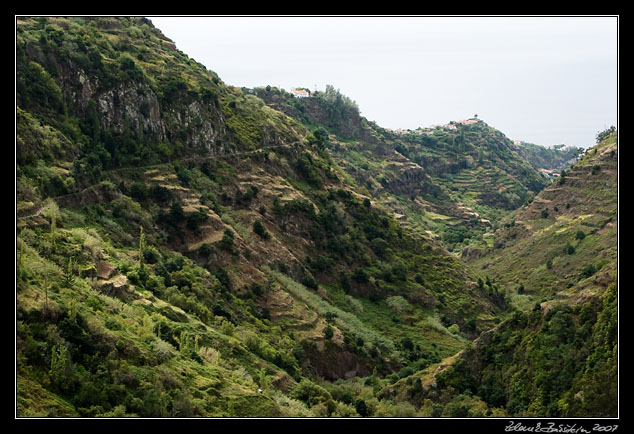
<box><xmin>17</xmin><ymin>143</ymin><xmax>299</xmax><ymax>221</ymax></box>
<box><xmin>17</xmin><ymin>205</ymin><xmax>48</xmax><ymax>220</ymax></box>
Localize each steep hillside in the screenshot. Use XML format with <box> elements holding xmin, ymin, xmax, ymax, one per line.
<box><xmin>255</xmin><ymin>86</ymin><xmax>582</xmax><ymax>255</ymax></box>
<box><xmin>515</xmin><ymin>141</ymin><xmax>583</xmax><ymax>174</ymax></box>
<box><xmin>378</xmin><ymin>280</ymin><xmax>617</xmax><ymax>417</ymax></box>
<box><xmin>467</xmin><ymin>130</ymin><xmax>617</xmax><ymax>309</ymax></box>
<box><xmin>16</xmin><ymin>16</ymin><xmax>509</xmax><ymax>418</ymax></box>
<box><xmin>15</xmin><ymin>16</ymin><xmax>616</xmax><ymax>420</ymax></box>
<box><xmin>377</xmin><ymin>130</ymin><xmax>618</xmax><ymax>417</ymax></box>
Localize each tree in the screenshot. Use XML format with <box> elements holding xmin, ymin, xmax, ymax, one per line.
<box><xmin>302</xmin><ymin>275</ymin><xmax>318</xmax><ymax>290</ymax></box>
<box><xmin>168</xmin><ymin>202</ymin><xmax>184</xmax><ymax>225</ymax></box>
<box><xmin>49</xmin><ymin>344</ymin><xmax>73</xmax><ymax>391</ymax></box>
<box><xmin>18</xmin><ymin>61</ymin><xmax>63</xmax><ymax>116</ymax></box>
<box><xmin>138</xmin><ymin>227</ymin><xmax>146</xmax><ymax>272</ymax></box>
<box><xmin>352</xmin><ymin>268</ymin><xmax>369</xmax><ymax>283</ymax></box>
<box><xmin>130</xmin><ymin>181</ymin><xmax>148</xmax><ymax>201</ymax></box>
<box><xmin>44</xmin><ymin>199</ymin><xmax>59</xmax><ymax>252</ymax></box>
<box><xmin>579</xmin><ymin>263</ymin><xmax>597</xmax><ymax>279</ymax></box>
<box><xmin>186</xmin><ymin>208</ymin><xmax>208</xmax><ymax>234</ymax></box>
<box><xmin>313</xmin><ymin>128</ymin><xmax>330</xmax><ymax>150</ymax></box>
<box><xmin>258</xmin><ymin>367</ymin><xmax>270</xmax><ymax>391</ymax></box>
<box><xmin>465</xmin><ymin>317</ymin><xmax>477</xmax><ymax>332</ymax></box>
<box><xmin>295</xmin><ymin>152</ymin><xmax>323</xmax><ymax>188</ymax></box>
<box><xmin>253</xmin><ymin>220</ymin><xmax>270</xmax><ymax>239</ymax></box>
<box><xmin>559</xmin><ymin>171</ymin><xmax>567</xmax><ymax>185</ymax></box>
<box><xmin>595</xmin><ymin>126</ymin><xmax>616</xmax><ymax>144</ymax></box>
<box><xmin>63</xmin><ymin>258</ymin><xmax>75</xmax><ymax>288</ymax></box>
<box><xmin>387</xmin><ymin>295</ymin><xmax>410</xmax><ymax>314</ymax></box>
<box><xmin>401</xmin><ymin>336</ymin><xmax>414</xmax><ymax>351</ymax></box>
<box><xmin>219</xmin><ymin>229</ymin><xmax>235</xmax><ymax>252</ymax></box>
<box><xmin>291</xmin><ymin>378</ymin><xmax>333</xmax><ymax>407</ymax></box>
<box><xmin>370</xmin><ymin>237</ymin><xmax>389</xmax><ymax>257</ymax></box>
<box><xmin>198</xmin><ymin>243</ymin><xmax>212</xmax><ymax>257</ymax></box>
<box><xmin>354</xmin><ymin>398</ymin><xmax>370</xmax><ymax>417</ymax></box>
<box><xmin>478</xmin><ymin>373</ymin><xmax>506</xmax><ymax>408</ymax></box>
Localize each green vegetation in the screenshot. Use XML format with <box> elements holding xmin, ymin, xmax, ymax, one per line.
<box><xmin>16</xmin><ymin>16</ymin><xmax>616</xmax><ymax>419</ymax></box>
<box><xmin>425</xmin><ymin>281</ymin><xmax>617</xmax><ymax>417</ymax></box>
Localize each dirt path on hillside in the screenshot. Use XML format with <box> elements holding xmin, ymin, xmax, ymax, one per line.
<box><xmin>17</xmin><ymin>143</ymin><xmax>298</xmax><ymax>221</ymax></box>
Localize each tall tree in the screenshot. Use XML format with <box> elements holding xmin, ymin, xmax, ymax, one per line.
<box><xmin>138</xmin><ymin>226</ymin><xmax>146</xmax><ymax>274</ymax></box>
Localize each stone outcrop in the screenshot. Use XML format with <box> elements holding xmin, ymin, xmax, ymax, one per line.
<box><xmin>95</xmin><ymin>274</ymin><xmax>132</xmax><ymax>298</ymax></box>
<box><xmin>96</xmin><ymin>261</ymin><xmax>116</xmax><ymax>280</ymax></box>
<box><xmin>52</xmin><ymin>59</ymin><xmax>228</xmax><ymax>155</ymax></box>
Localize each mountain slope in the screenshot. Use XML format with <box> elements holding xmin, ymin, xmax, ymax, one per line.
<box><xmin>467</xmin><ymin>130</ymin><xmax>617</xmax><ymax>308</ymax></box>
<box><xmin>16</xmin><ymin>16</ymin><xmax>510</xmax><ymax>418</ymax></box>
<box><xmin>15</xmin><ymin>16</ymin><xmax>615</xmax><ymax>419</ymax></box>
<box><xmin>254</xmin><ymin>86</ymin><xmax>582</xmax><ymax>255</ymax></box>
<box><xmin>377</xmin><ymin>130</ymin><xmax>618</xmax><ymax>417</ymax></box>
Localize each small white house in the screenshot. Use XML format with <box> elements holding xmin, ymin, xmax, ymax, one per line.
<box><xmin>291</xmin><ymin>88</ymin><xmax>311</xmax><ymax>98</ymax></box>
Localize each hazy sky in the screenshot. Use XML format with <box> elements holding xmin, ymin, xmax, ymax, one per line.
<box><xmin>148</xmin><ymin>16</ymin><xmax>618</xmax><ymax>149</ymax></box>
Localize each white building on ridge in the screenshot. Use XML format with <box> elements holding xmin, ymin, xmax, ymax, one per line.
<box><xmin>291</xmin><ymin>87</ymin><xmax>311</xmax><ymax>98</ymax></box>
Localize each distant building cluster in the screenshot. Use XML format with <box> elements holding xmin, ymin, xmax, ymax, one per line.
<box><xmin>456</xmin><ymin>118</ymin><xmax>479</xmax><ymax>126</ymax></box>
<box><xmin>431</xmin><ymin>118</ymin><xmax>480</xmax><ymax>131</ymax></box>
<box><xmin>385</xmin><ymin>127</ymin><xmax>426</xmax><ymax>135</ymax></box>
<box><xmin>390</xmin><ymin>128</ymin><xmax>414</xmax><ymax>134</ymax></box>
<box><xmin>539</xmin><ymin>168</ymin><xmax>561</xmax><ymax>178</ymax></box>
<box><xmin>387</xmin><ymin>118</ymin><xmax>482</xmax><ymax>135</ymax></box>
<box><xmin>256</xmin><ymin>85</ymin><xmax>313</xmax><ymax>98</ymax></box>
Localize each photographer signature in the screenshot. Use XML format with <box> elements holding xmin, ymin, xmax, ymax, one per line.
<box><xmin>505</xmin><ymin>421</ymin><xmax>618</xmax><ymax>433</ymax></box>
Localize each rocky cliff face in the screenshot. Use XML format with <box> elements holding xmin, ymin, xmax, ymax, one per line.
<box><xmin>17</xmin><ymin>17</ymin><xmax>233</xmax><ymax>159</ymax></box>
<box><xmin>64</xmin><ymin>66</ymin><xmax>228</xmax><ymax>153</ymax></box>
<box><xmin>93</xmin><ymin>82</ymin><xmax>164</xmax><ymax>138</ymax></box>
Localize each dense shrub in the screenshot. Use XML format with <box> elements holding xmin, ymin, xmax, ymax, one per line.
<box><xmin>253</xmin><ymin>220</ymin><xmax>270</xmax><ymax>239</ymax></box>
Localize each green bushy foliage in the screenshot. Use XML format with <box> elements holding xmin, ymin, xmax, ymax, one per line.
<box><xmin>15</xmin><ymin>16</ymin><xmax>615</xmax><ymax>420</ymax></box>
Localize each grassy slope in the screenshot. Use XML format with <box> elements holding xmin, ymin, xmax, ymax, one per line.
<box><xmin>16</xmin><ymin>16</ymin><xmax>506</xmax><ymax>417</ymax></box>
<box><xmin>466</xmin><ymin>132</ymin><xmax>618</xmax><ymax>309</ymax></box>
<box><xmin>15</xmin><ymin>16</ymin><xmax>615</xmax><ymax>419</ymax></box>
<box><xmin>377</xmin><ymin>132</ymin><xmax>618</xmax><ymax>417</ymax></box>
<box><xmin>255</xmin><ymin>88</ymin><xmax>581</xmax><ymax>257</ymax></box>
